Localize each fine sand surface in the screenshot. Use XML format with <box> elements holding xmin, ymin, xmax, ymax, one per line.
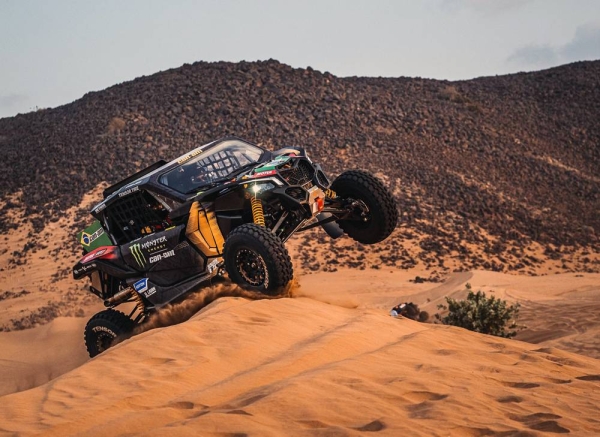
<box><xmin>0</xmin><ymin>317</ymin><xmax>91</xmax><ymax>397</ymax></box>
<box><xmin>1</xmin><ymin>270</ymin><xmax>600</xmax><ymax>436</ymax></box>
<box><xmin>1</xmin><ymin>184</ymin><xmax>600</xmax><ymax>435</ymax></box>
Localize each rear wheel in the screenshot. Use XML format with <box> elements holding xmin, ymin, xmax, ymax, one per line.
<box><xmin>84</xmin><ymin>309</ymin><xmax>135</xmax><ymax>358</ymax></box>
<box><xmin>331</xmin><ymin>170</ymin><xmax>398</xmax><ymax>244</ymax></box>
<box><xmin>224</xmin><ymin>224</ymin><xmax>293</xmax><ymax>294</ymax></box>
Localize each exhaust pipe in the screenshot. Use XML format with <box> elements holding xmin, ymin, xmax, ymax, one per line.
<box><xmin>104</xmin><ymin>287</ymin><xmax>134</xmax><ymax>307</ymax></box>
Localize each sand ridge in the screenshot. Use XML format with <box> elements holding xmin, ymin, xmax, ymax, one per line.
<box><xmin>0</xmin><ymin>317</ymin><xmax>90</xmax><ymax>397</ymax></box>
<box><xmin>0</xmin><ymin>269</ymin><xmax>599</xmax><ymax>435</ymax></box>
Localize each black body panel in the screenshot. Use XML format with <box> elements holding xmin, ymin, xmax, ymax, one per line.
<box><xmin>132</xmin><ymin>264</ymin><xmax>218</xmax><ymax>308</ymax></box>
<box><xmin>121</xmin><ymin>225</ymin><xmax>207</xmax><ymax>286</ymax></box>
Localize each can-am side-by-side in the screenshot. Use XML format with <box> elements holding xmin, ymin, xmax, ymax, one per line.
<box><xmin>73</xmin><ymin>137</ymin><xmax>398</xmax><ymax>356</ymax></box>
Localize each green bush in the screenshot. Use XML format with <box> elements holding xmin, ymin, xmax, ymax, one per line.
<box><xmin>436</xmin><ymin>289</ymin><xmax>520</xmax><ymax>338</ymax></box>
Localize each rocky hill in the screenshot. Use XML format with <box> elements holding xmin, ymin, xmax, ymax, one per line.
<box><xmin>0</xmin><ymin>59</ymin><xmax>598</xmax><ymax>273</ymax></box>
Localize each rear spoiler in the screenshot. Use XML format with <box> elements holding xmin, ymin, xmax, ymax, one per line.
<box><xmin>103</xmin><ymin>160</ymin><xmax>168</xmax><ymax>199</ymax></box>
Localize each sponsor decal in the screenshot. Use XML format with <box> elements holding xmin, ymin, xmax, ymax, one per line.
<box><xmin>130</xmin><ymin>243</ymin><xmax>147</xmax><ymax>268</ymax></box>
<box><xmin>174</xmin><ymin>241</ymin><xmax>189</xmax><ymax>250</ymax></box>
<box><xmin>92</xmin><ymin>326</ymin><xmax>117</xmax><ymax>334</ymax></box>
<box><xmin>118</xmin><ymin>186</ymin><xmax>140</xmax><ymax>197</ymax></box>
<box><xmin>177</xmin><ymin>147</ymin><xmax>205</xmax><ymax>164</ymax></box>
<box><xmin>133</xmin><ymin>278</ymin><xmax>149</xmax><ymax>294</ymax></box>
<box><xmin>144</xmin><ymin>287</ymin><xmax>157</xmax><ymax>297</ymax></box>
<box><xmin>82</xmin><ymin>248</ymin><xmax>106</xmax><ymax>264</ymax></box>
<box><xmin>78</xmin><ymin>221</ymin><xmax>113</xmax><ymax>250</ymax></box>
<box><xmin>251</xmin><ymin>170</ymin><xmax>277</xmax><ymax>178</ymax></box>
<box><xmin>141</xmin><ymin>235</ymin><xmax>167</xmax><ymax>250</ymax></box>
<box><xmin>271</xmin><ymin>155</ymin><xmax>291</xmax><ymax>163</ymax></box>
<box><xmin>149</xmin><ymin>250</ymin><xmax>175</xmax><ymax>264</ymax></box>
<box><xmin>93</xmin><ymin>203</ymin><xmax>106</xmax><ymax>213</ymax></box>
<box><xmin>74</xmin><ymin>263</ymin><xmax>96</xmax><ymax>275</ymax></box>
<box><xmin>81</xmin><ymin>227</ymin><xmax>106</xmax><ymax>247</ymax></box>
<box><xmin>253</xmin><ymin>155</ymin><xmax>292</xmax><ymax>173</ymax></box>
<box><xmin>207</xmin><ymin>258</ymin><xmax>220</xmax><ymax>274</ymax></box>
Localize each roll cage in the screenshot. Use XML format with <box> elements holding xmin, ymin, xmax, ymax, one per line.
<box><xmin>159</xmin><ymin>139</ymin><xmax>268</xmax><ymax>194</ymax></box>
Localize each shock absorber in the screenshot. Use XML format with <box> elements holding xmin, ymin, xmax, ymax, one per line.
<box><xmin>251</xmin><ymin>197</ymin><xmax>266</xmax><ymax>226</ymax></box>
<box><xmin>325</xmin><ymin>188</ymin><xmax>337</xmax><ymax>198</ymax></box>
<box><xmin>131</xmin><ymin>290</ymin><xmax>146</xmax><ymax>315</ymax></box>
<box><xmin>104</xmin><ymin>287</ymin><xmax>134</xmax><ymax>307</ymax></box>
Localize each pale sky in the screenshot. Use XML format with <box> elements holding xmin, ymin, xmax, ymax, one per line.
<box><xmin>1</xmin><ymin>0</ymin><xmax>599</xmax><ymax>118</ymax></box>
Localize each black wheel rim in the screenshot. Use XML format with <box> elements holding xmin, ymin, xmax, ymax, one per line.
<box><xmin>236</xmin><ymin>248</ymin><xmax>268</xmax><ymax>287</ymax></box>
<box><xmin>95</xmin><ymin>332</ymin><xmax>116</xmax><ymax>353</ymax></box>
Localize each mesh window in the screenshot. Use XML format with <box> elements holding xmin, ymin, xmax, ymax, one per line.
<box><xmin>105</xmin><ymin>191</ymin><xmax>169</xmax><ymax>244</ymax></box>
<box><xmin>196</xmin><ymin>149</ymin><xmax>241</xmax><ymax>180</ymax></box>
<box><xmin>160</xmin><ymin>140</ymin><xmax>264</xmax><ymax>193</ymax></box>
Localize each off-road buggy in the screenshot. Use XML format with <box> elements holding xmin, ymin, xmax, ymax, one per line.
<box><xmin>73</xmin><ymin>137</ymin><xmax>398</xmax><ymax>356</ymax></box>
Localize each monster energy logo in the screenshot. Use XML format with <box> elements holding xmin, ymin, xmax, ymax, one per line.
<box><xmin>130</xmin><ymin>244</ymin><xmax>147</xmax><ymax>268</ymax></box>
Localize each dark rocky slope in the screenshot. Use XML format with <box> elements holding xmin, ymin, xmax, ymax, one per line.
<box><xmin>0</xmin><ymin>59</ymin><xmax>598</xmax><ymax>272</ymax></box>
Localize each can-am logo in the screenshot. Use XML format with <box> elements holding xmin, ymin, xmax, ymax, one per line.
<box><xmin>149</xmin><ymin>250</ymin><xmax>175</xmax><ymax>264</ymax></box>
<box><xmin>176</xmin><ymin>147</ymin><xmax>205</xmax><ymax>164</ymax></box>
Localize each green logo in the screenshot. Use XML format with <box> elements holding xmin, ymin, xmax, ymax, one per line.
<box><xmin>130</xmin><ymin>244</ymin><xmax>146</xmax><ymax>268</ymax></box>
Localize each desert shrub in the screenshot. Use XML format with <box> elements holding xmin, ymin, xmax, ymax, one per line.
<box><xmin>439</xmin><ymin>85</ymin><xmax>466</xmax><ymax>103</ymax></box>
<box><xmin>107</xmin><ymin>117</ymin><xmax>126</xmax><ymax>134</ymax></box>
<box><xmin>466</xmin><ymin>102</ymin><xmax>483</xmax><ymax>113</ymax></box>
<box><xmin>436</xmin><ymin>289</ymin><xmax>520</xmax><ymax>338</ymax></box>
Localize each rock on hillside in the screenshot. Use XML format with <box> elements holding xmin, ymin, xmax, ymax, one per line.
<box><xmin>0</xmin><ymin>59</ymin><xmax>598</xmax><ymax>272</ymax></box>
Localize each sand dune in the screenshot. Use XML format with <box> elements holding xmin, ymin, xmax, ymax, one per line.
<box><xmin>1</xmin><ymin>270</ymin><xmax>599</xmax><ymax>436</ymax></box>
<box><xmin>1</xmin><ymin>188</ymin><xmax>599</xmax><ymax>434</ymax></box>
<box><xmin>0</xmin><ymin>317</ymin><xmax>90</xmax><ymax>397</ymax></box>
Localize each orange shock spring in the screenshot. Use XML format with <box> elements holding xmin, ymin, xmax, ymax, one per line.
<box><xmin>131</xmin><ymin>289</ymin><xmax>146</xmax><ymax>315</ymax></box>
<box><xmin>325</xmin><ymin>188</ymin><xmax>337</xmax><ymax>198</ymax></box>
<box><xmin>251</xmin><ymin>197</ymin><xmax>266</xmax><ymax>226</ymax></box>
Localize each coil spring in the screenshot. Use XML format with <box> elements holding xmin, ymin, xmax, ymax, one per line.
<box><xmin>251</xmin><ymin>197</ymin><xmax>266</xmax><ymax>226</ymax></box>
<box><xmin>325</xmin><ymin>188</ymin><xmax>337</xmax><ymax>198</ymax></box>
<box><xmin>131</xmin><ymin>289</ymin><xmax>146</xmax><ymax>314</ymax></box>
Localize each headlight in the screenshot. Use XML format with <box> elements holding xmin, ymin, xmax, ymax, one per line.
<box><xmin>250</xmin><ymin>182</ymin><xmax>275</xmax><ymax>195</ymax></box>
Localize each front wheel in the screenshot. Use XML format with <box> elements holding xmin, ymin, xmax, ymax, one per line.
<box><xmin>84</xmin><ymin>309</ymin><xmax>135</xmax><ymax>358</ymax></box>
<box><xmin>331</xmin><ymin>170</ymin><xmax>398</xmax><ymax>244</ymax></box>
<box><xmin>224</xmin><ymin>224</ymin><xmax>293</xmax><ymax>295</ymax></box>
